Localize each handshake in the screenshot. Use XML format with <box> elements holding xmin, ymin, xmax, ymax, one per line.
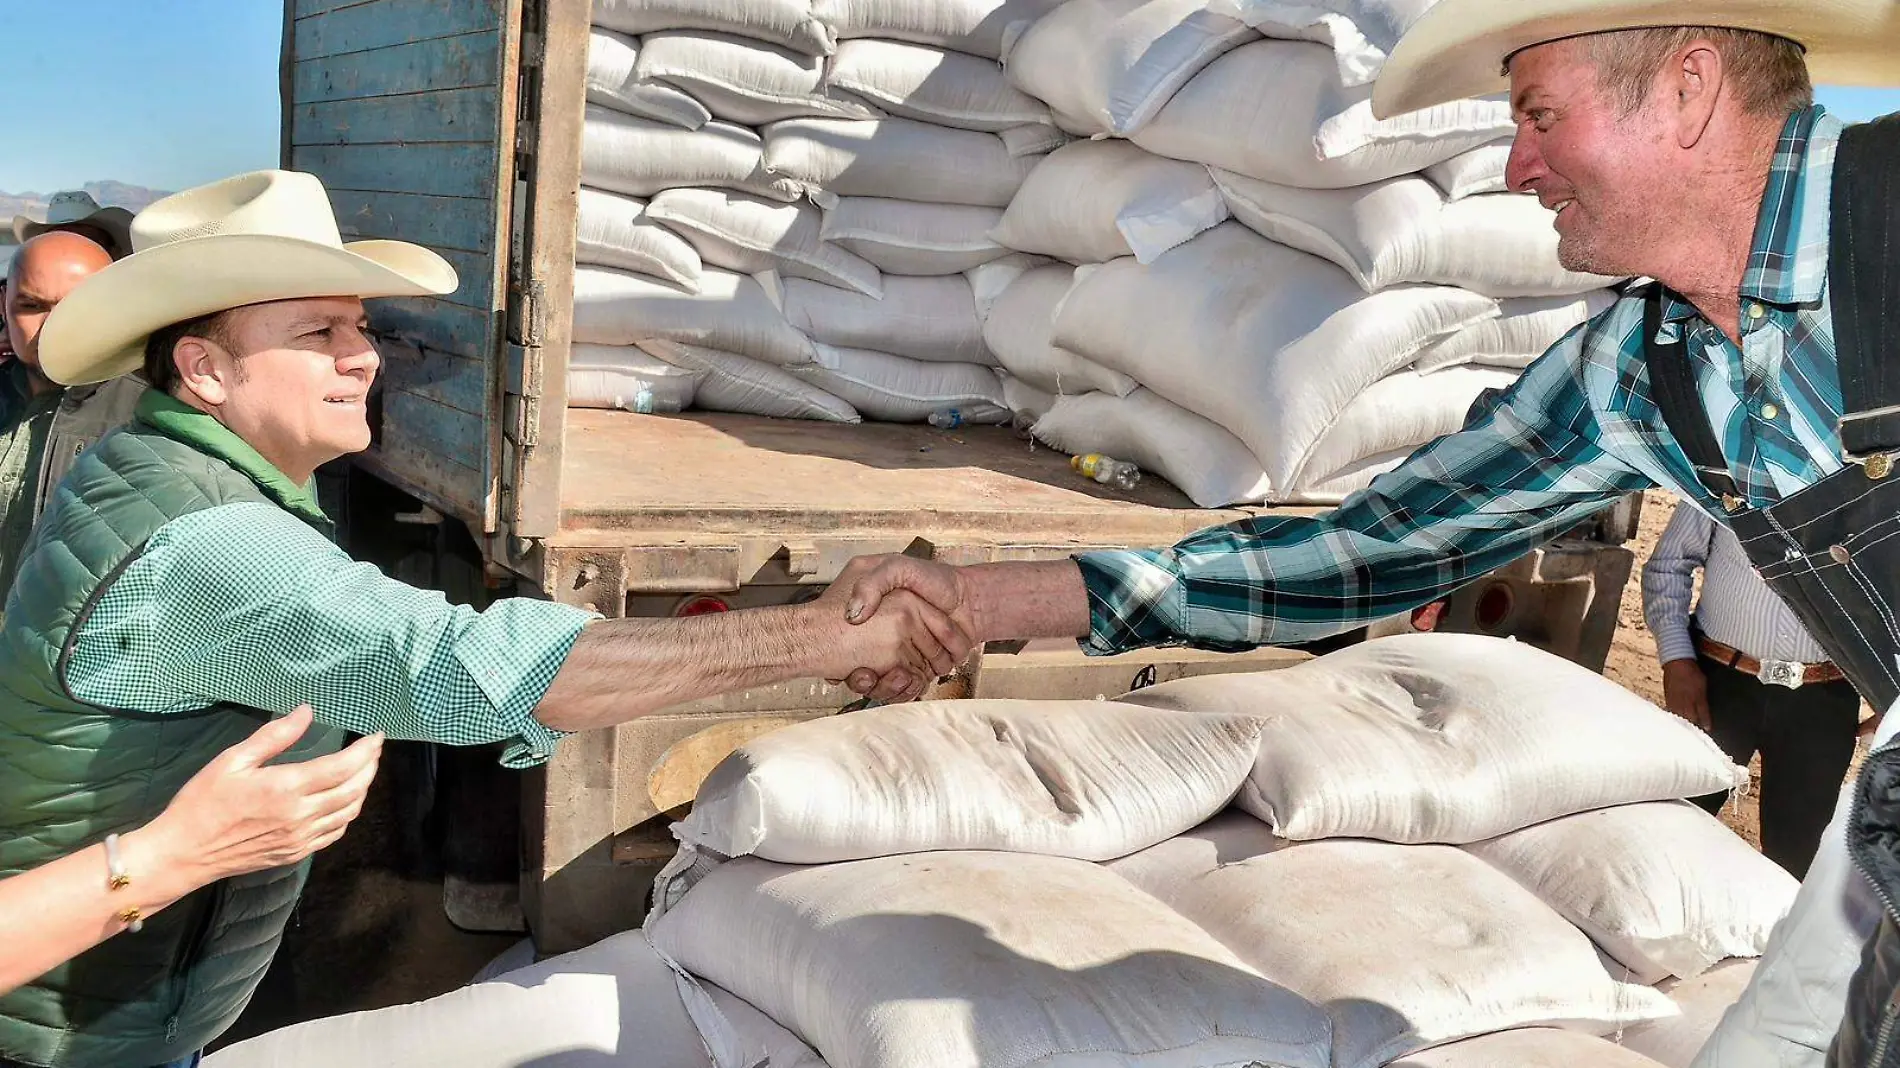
<box><xmin>805</xmin><ymin>555</ymin><xmax>981</xmax><ymax>703</ymax></box>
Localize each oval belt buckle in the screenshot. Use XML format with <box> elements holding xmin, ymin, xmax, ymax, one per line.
<box><xmin>1866</xmin><ymin>453</ymin><xmax>1895</xmax><ymax>481</ymax></box>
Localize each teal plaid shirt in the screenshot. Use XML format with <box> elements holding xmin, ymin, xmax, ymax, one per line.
<box><xmin>1077</xmin><ymin>106</ymin><xmax>1849</xmax><ymax>656</ymax></box>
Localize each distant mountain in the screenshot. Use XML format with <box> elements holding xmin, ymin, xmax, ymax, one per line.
<box><xmin>0</xmin><ymin>182</ymin><xmax>172</xmax><ymax>241</ymax></box>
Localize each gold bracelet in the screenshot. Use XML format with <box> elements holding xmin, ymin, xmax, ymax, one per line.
<box><xmin>103</xmin><ymin>834</ymin><xmax>143</xmax><ymax>932</ymax></box>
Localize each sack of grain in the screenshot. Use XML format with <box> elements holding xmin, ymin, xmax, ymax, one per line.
<box><xmin>647</xmin><ymin>852</ymin><xmax>1333</xmax><ymax>1068</ymax></box>
<box><xmin>1213</xmin><ymin>0</ymin><xmax>1437</xmax><ymax>86</ymax></box>
<box><xmin>1621</xmin><ymin>959</ymin><xmax>1758</xmax><ymax>1068</ymax></box>
<box><xmin>593</xmin><ymin>0</ymin><xmax>837</xmax><ymax>55</ymax></box>
<box><xmin>705</xmin><ymin>986</ymin><xmax>831</xmax><ymax>1068</ymax></box>
<box><xmin>1000</xmin><ymin>122</ymin><xmax>1073</xmax><ymax>157</ymax></box>
<box><xmin>1288</xmin><ymin>364</ymin><xmax>1519</xmax><ymax>501</ymax></box>
<box><xmin>1118</xmin><ymin>632</ymin><xmax>1751</xmax><ymax>844</ymax></box>
<box><xmin>575</xmin><ymin>186</ymin><xmax>704</xmax><ymax>291</ymax></box>
<box><xmin>812</xmin><ymin>0</ymin><xmax>1069</xmax><ymax>59</ymax></box>
<box><xmin>1467</xmin><ymin>802</ymin><xmax>1797</xmax><ymax>984</ymax></box>
<box><xmin>1131</xmin><ymin>40</ymin><xmax>1511</xmax><ymax>188</ymax></box>
<box><xmin>1213</xmin><ymin>170</ymin><xmax>1616</xmax><ymax>296</ymax></box>
<box><xmin>676</xmin><ymin>698</ymin><xmax>1265</xmax><ymax>863</ymax></box>
<box><xmin>1414</xmin><ymin>291</ymin><xmax>1615</xmax><ymax>373</ymax></box>
<box><xmin>1050</xmin><ymin>223</ymin><xmax>1496</xmax><ymax>487</ymax></box>
<box><xmin>641</xmin><ymin>339</ymin><xmax>860</xmax><ymax>421</ymax></box>
<box><xmin>820</xmin><ymin>197</ymin><xmax>1009</xmax><ymax>275</ymax></box>
<box><xmin>573</xmin><ymin>264</ymin><xmax>817</xmax><ymax>366</ymax></box>
<box><xmin>1109</xmin><ymin>814</ymin><xmax>1677</xmax><ymax>1068</ymax></box>
<box><xmin>636</xmin><ymin>31</ymin><xmax>877</xmax><ymax>126</ymax></box>
<box><xmin>1034</xmin><ymin>390</ymin><xmax>1274</xmax><ymax>507</ymax></box>
<box><xmin>1006</xmin><ymin>0</ymin><xmax>1260</xmax><ymax>137</ymax></box>
<box><xmin>965</xmin><ymin>252</ymin><xmax>1050</xmax><ymax>320</ymax></box>
<box><xmin>773</xmin><ymin>273</ymin><xmax>991</xmax><ymax>364</ymax></box>
<box><xmin>568</xmin><ymin>342</ymin><xmax>701</xmax><ymax>412</ymax></box>
<box><xmin>827</xmin><ymin>39</ymin><xmax>1052</xmax><ymax>131</ymax></box>
<box><xmin>983</xmin><ymin>264</ymin><xmax>1140</xmax><ymax>396</ymax></box>
<box><xmin>791</xmin><ymin>344</ymin><xmax>1008</xmax><ymax>422</ymax></box>
<box><xmin>582</xmin><ymin>107</ymin><xmax>802</xmax><ymax>202</ymax></box>
<box><xmin>200</xmin><ymin>931</ymin><xmax>739</xmax><ymax>1068</ymax></box>
<box><xmin>644</xmin><ymin>187</ymin><xmax>883</xmax><ymax>296</ymax></box>
<box><xmin>999</xmin><ymin>373</ymin><xmax>1057</xmax><ymax>419</ymax></box>
<box><xmin>991</xmin><ymin>140</ymin><xmax>1229</xmax><ymax>264</ymax></box>
<box><xmin>586</xmin><ymin>28</ymin><xmax>712</xmax><ymax>129</ymax></box>
<box><xmin>1387</xmin><ymin>1029</ymin><xmax>1671</xmax><ymax>1067</ymax></box>
<box><xmin>763</xmin><ymin>117</ymin><xmax>1039</xmax><ymax>207</ymax></box>
<box><xmin>1425</xmin><ymin>139</ymin><xmax>1513</xmax><ymax>200</ymax></box>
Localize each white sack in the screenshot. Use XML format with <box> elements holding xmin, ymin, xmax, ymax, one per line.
<box><xmin>574</xmin><ymin>186</ymin><xmax>704</xmax><ymax>291</ymax></box>
<box><xmin>201</xmin><ymin>931</ymin><xmax>721</xmax><ymax>1068</ymax></box>
<box><xmin>592</xmin><ymin>0</ymin><xmax>837</xmax><ymax>55</ymax></box>
<box><xmin>1622</xmin><ymin>960</ymin><xmax>1759</xmax><ymax>1068</ymax></box>
<box><xmin>1132</xmin><ymin>40</ymin><xmax>1512</xmax><ymax>188</ymax></box>
<box><xmin>999</xmin><ymin>374</ymin><xmax>1056</xmax><ymax>419</ymax></box>
<box><xmin>1213</xmin><ymin>0</ymin><xmax>1436</xmax><ymax>86</ymax></box>
<box><xmin>1118</xmin><ymin>632</ymin><xmax>1751</xmax><ymax>844</ymax></box>
<box><xmin>1467</xmin><ymin>802</ymin><xmax>1798</xmax><ymax>984</ymax></box>
<box><xmin>636</xmin><ymin>31</ymin><xmax>876</xmax><ymax>126</ymax></box>
<box><xmin>1290</xmin><ymin>364</ymin><xmax>1519</xmax><ymax>501</ymax></box>
<box><xmin>641</xmin><ymin>339</ymin><xmax>861</xmax><ymax>422</ymax></box>
<box><xmin>1213</xmin><ymin>170</ymin><xmax>1616</xmax><ymax>296</ymax></box>
<box><xmin>568</xmin><ymin>342</ymin><xmax>701</xmax><ymax>413</ymax></box>
<box><xmin>581</xmin><ymin>107</ymin><xmax>802</xmax><ymax>202</ymax></box>
<box><xmin>763</xmin><ymin>117</ymin><xmax>1038</xmax><ymax>207</ymax></box>
<box><xmin>1034</xmin><ymin>390</ymin><xmax>1273</xmax><ymax>508</ymax></box>
<box><xmin>792</xmin><ymin>345</ymin><xmax>1009</xmax><ymax>423</ymax></box>
<box><xmin>647</xmin><ymin>852</ymin><xmax>1334</xmax><ymax>1068</ymax></box>
<box><xmin>573</xmin><ymin>264</ymin><xmax>817</xmax><ymax>366</ymax></box>
<box><xmin>1006</xmin><ymin>0</ymin><xmax>1259</xmax><ymax>137</ymax></box>
<box><xmin>827</xmin><ymin>39</ymin><xmax>1052</xmax><ymax>131</ymax></box>
<box><xmin>1414</xmin><ymin>291</ymin><xmax>1615</xmax><ymax>373</ymax></box>
<box><xmin>678</xmin><ymin>698</ymin><xmax>1265</xmax><ymax>862</ymax></box>
<box><xmin>1051</xmin><ymin>223</ymin><xmax>1497</xmax><ymax>490</ymax></box>
<box><xmin>984</xmin><ymin>264</ymin><xmax>1139</xmax><ymax>397</ymax></box>
<box><xmin>1425</xmin><ymin>139</ymin><xmax>1513</xmax><ymax>200</ymax></box>
<box><xmin>821</xmin><ymin>197</ymin><xmax>1009</xmax><ymax>275</ymax></box>
<box><xmin>1110</xmin><ymin>814</ymin><xmax>1677</xmax><ymax>1068</ymax></box>
<box><xmin>1290</xmin><ymin>446</ymin><xmax>1415</xmax><ymax>505</ymax></box>
<box><xmin>991</xmin><ymin>139</ymin><xmax>1228</xmax><ymax>264</ymax></box>
<box><xmin>1388</xmin><ymin>1029</ymin><xmax>1671</xmax><ymax>1067</ymax></box>
<box><xmin>811</xmin><ymin>0</ymin><xmax>1069</xmax><ymax>59</ymax></box>
<box><xmin>775</xmin><ymin>274</ymin><xmax>991</xmax><ymax>364</ymax></box>
<box><xmin>999</xmin><ymin>122</ymin><xmax>1073</xmax><ymax>157</ymax></box>
<box><xmin>964</xmin><ymin>252</ymin><xmax>1049</xmax><ymax>320</ymax></box>
<box><xmin>585</xmin><ymin>28</ymin><xmax>712</xmax><ymax>129</ymax></box>
<box><xmin>706</xmin><ymin>986</ymin><xmax>831</xmax><ymax>1068</ymax></box>
<box><xmin>645</xmin><ymin>187</ymin><xmax>883</xmax><ymax>296</ymax></box>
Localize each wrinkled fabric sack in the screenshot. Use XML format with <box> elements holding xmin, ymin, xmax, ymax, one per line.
<box><xmin>675</xmin><ymin>698</ymin><xmax>1265</xmax><ymax>863</ymax></box>
<box><xmin>706</xmin><ymin>985</ymin><xmax>831</xmax><ymax>1068</ymax></box>
<box><xmin>1413</xmin><ymin>291</ymin><xmax>1615</xmax><ymax>374</ymax></box>
<box><xmin>1285</xmin><ymin>364</ymin><xmax>1518</xmax><ymax>503</ymax></box>
<box><xmin>764</xmin><ymin>117</ymin><xmax>1039</xmax><ymax>207</ymax></box>
<box><xmin>773</xmin><ymin>273</ymin><xmax>991</xmax><ymax>364</ymax></box>
<box><xmin>582</xmin><ymin>108</ymin><xmax>803</xmax><ymax>202</ymax></box>
<box><xmin>826</xmin><ymin>39</ymin><xmax>1051</xmax><ymax>131</ymax></box>
<box><xmin>1119</xmin><ymin>632</ymin><xmax>1751</xmax><ymax>844</ymax></box>
<box><xmin>592</xmin><ymin>0</ymin><xmax>837</xmax><ymax>55</ymax></box>
<box><xmin>992</xmin><ymin>139</ymin><xmax>1229</xmax><ymax>264</ymax></box>
<box><xmin>820</xmin><ymin>197</ymin><xmax>1009</xmax><ymax>275</ymax></box>
<box><xmin>983</xmin><ymin>264</ymin><xmax>1139</xmax><ymax>396</ymax></box>
<box><xmin>568</xmin><ymin>342</ymin><xmax>702</xmax><ymax>412</ymax></box>
<box><xmin>573</xmin><ymin>264</ymin><xmax>818</xmax><ymax>366</ymax></box>
<box><xmin>1212</xmin><ymin>0</ymin><xmax>1436</xmax><ymax>87</ymax></box>
<box><xmin>575</xmin><ymin>186</ymin><xmax>704</xmax><ymax>291</ymax></box>
<box><xmin>791</xmin><ymin>345</ymin><xmax>1008</xmax><ymax>423</ymax></box>
<box><xmin>647</xmin><ymin>851</ymin><xmax>1334</xmax><ymax>1068</ymax></box>
<box><xmin>636</xmin><ymin>31</ymin><xmax>876</xmax><ymax>126</ymax></box>
<box><xmin>1387</xmin><ymin>1029</ymin><xmax>1671</xmax><ymax>1067</ymax></box>
<box><xmin>1034</xmin><ymin>389</ymin><xmax>1273</xmax><ymax>508</ymax></box>
<box><xmin>1623</xmin><ymin>960</ymin><xmax>1759</xmax><ymax>1068</ymax></box>
<box><xmin>1424</xmin><ymin>139</ymin><xmax>1512</xmax><ymax>200</ymax></box>
<box><xmin>1468</xmin><ymin>802</ymin><xmax>1797</xmax><ymax>985</ymax></box>
<box><xmin>645</xmin><ymin>187</ymin><xmax>884</xmax><ymax>296</ymax></box>
<box><xmin>586</xmin><ymin>28</ymin><xmax>712</xmax><ymax>129</ymax></box>
<box><xmin>813</xmin><ymin>0</ymin><xmax>1069</xmax><ymax>59</ymax></box>
<box><xmin>641</xmin><ymin>339</ymin><xmax>860</xmax><ymax>421</ymax></box>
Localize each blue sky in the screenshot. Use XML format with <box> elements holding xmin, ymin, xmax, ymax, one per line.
<box><xmin>0</xmin><ymin>2</ymin><xmax>1896</xmax><ymax>196</ymax></box>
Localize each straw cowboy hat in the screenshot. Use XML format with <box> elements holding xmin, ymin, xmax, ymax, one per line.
<box><xmin>11</xmin><ymin>190</ymin><xmax>135</xmax><ymax>256</ymax></box>
<box><xmin>38</xmin><ymin>170</ymin><xmax>457</xmax><ymax>386</ymax></box>
<box><xmin>1372</xmin><ymin>0</ymin><xmax>1900</xmax><ymax>119</ymax></box>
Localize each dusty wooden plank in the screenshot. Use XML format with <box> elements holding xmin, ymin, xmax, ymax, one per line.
<box><xmin>280</xmin><ymin>0</ymin><xmax>298</xmax><ymax>167</ymax></box>
<box><xmin>428</xmin><ymin>248</ymin><xmax>499</xmax><ymax>312</ymax></box>
<box><xmin>376</xmin><ymin>338</ymin><xmax>490</xmax><ymax>417</ymax></box>
<box><xmin>292</xmin><ymin>142</ymin><xmax>498</xmax><ymax>200</ymax></box>
<box><xmin>380</xmin><ymin>388</ymin><xmax>488</xmax><ymax>472</ymax></box>
<box><xmin>295</xmin><ymin>0</ymin><xmax>381</xmax><ymax>17</ymax></box>
<box><xmin>369</xmin><ymin>294</ymin><xmax>496</xmax><ymax>362</ymax></box>
<box><xmin>329</xmin><ymin>189</ymin><xmax>494</xmax><ymax>254</ymax></box>
<box><xmin>352</xmin><ymin>444</ymin><xmax>487</xmax><ymax>531</ymax></box>
<box><xmin>295</xmin><ymin>0</ymin><xmax>502</xmax><ymax>60</ymax></box>
<box><xmin>293</xmin><ymin>31</ymin><xmax>500</xmax><ymax>103</ymax></box>
<box><xmin>292</xmin><ymin>86</ymin><xmax>498</xmax><ymax>146</ymax></box>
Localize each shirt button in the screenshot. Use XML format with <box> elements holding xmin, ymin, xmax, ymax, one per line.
<box><xmin>1761</xmin><ymin>402</ymin><xmax>1780</xmax><ymax>420</ymax></box>
<box><xmin>1831</xmin><ymin>544</ymin><xmax>1852</xmax><ymax>565</ymax></box>
<box><xmin>1747</xmin><ymin>303</ymin><xmax>1765</xmax><ymax>319</ymax></box>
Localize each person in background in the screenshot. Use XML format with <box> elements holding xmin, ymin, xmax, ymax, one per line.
<box><xmin>11</xmin><ymin>191</ymin><xmax>134</xmax><ymax>261</ymax></box>
<box><xmin>1643</xmin><ymin>503</ymin><xmax>1861</xmax><ymax>878</ymax></box>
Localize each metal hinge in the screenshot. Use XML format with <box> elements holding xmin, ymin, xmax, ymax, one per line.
<box><xmin>504</xmin><ymin>342</ymin><xmax>543</xmax><ymax>449</ymax></box>
<box><xmin>507</xmin><ymin>277</ymin><xmax>545</xmax><ymax>347</ymax></box>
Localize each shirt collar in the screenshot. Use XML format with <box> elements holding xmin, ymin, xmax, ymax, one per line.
<box><xmin>134</xmin><ymin>389</ymin><xmax>331</xmax><ymax>531</ymax></box>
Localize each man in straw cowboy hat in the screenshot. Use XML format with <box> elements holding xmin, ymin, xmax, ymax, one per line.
<box><xmin>10</xmin><ymin>191</ymin><xmax>134</xmax><ymax>261</ymax></box>
<box><xmin>0</xmin><ymin>170</ymin><xmax>966</xmax><ymax>1068</ymax></box>
<box><xmin>825</xmin><ymin>3</ymin><xmax>1900</xmax><ymax>1063</ymax></box>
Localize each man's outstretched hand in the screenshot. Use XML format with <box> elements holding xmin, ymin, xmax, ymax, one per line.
<box><xmin>829</xmin><ymin>555</ymin><xmax>973</xmax><ymax>698</ymax></box>
<box><xmin>812</xmin><ymin>567</ymin><xmax>974</xmax><ymax>703</ymax></box>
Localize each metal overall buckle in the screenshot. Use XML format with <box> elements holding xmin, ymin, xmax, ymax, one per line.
<box><xmin>1757</xmin><ymin>659</ymin><xmax>1807</xmax><ymax>690</ymax></box>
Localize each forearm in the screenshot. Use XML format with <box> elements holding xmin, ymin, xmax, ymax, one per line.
<box><xmin>955</xmin><ymin>561</ymin><xmax>1092</xmax><ymax>645</ymax></box>
<box><xmin>0</xmin><ymin>829</ymin><xmax>200</xmax><ymax>996</ymax></box>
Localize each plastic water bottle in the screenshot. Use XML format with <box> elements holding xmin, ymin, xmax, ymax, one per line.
<box><xmin>928</xmin><ymin>408</ymin><xmax>966</xmax><ymax>430</ymax></box>
<box><xmin>1072</xmin><ymin>453</ymin><xmax>1142</xmax><ymax>492</ymax></box>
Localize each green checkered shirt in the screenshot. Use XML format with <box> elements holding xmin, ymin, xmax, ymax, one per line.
<box><xmin>1076</xmin><ymin>106</ymin><xmax>1850</xmax><ymax>656</ymax></box>
<box><xmin>64</xmin><ymin>400</ymin><xmax>590</xmax><ymax>769</ymax></box>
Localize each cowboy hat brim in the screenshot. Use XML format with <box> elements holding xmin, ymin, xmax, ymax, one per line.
<box><xmin>1371</xmin><ymin>0</ymin><xmax>1900</xmax><ymax>119</ymax></box>
<box><xmin>38</xmin><ymin>233</ymin><xmax>458</xmax><ymax>386</ymax></box>
<box><xmin>12</xmin><ymin>205</ymin><xmax>135</xmax><ymax>252</ymax></box>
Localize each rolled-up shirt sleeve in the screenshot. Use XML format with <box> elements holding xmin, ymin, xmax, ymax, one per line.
<box><xmin>1640</xmin><ymin>504</ymin><xmax>1712</xmax><ymax>666</ymax></box>
<box><xmin>63</xmin><ymin>501</ymin><xmax>595</xmax><ymax>768</ymax></box>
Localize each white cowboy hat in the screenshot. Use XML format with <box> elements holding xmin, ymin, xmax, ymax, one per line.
<box><xmin>11</xmin><ymin>190</ymin><xmax>135</xmax><ymax>256</ymax></box>
<box><xmin>38</xmin><ymin>170</ymin><xmax>458</xmax><ymax>386</ymax></box>
<box><xmin>1372</xmin><ymin>0</ymin><xmax>1900</xmax><ymax>119</ymax></box>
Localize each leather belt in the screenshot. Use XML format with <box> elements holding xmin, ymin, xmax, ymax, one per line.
<box><xmin>1696</xmin><ymin>635</ymin><xmax>1845</xmax><ymax>689</ymax></box>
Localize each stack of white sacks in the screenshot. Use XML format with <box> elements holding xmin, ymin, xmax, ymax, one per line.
<box><xmin>211</xmin><ymin>634</ymin><xmax>1793</xmax><ymax>1068</ymax></box>
<box><xmin>566</xmin><ymin>0</ymin><xmax>1624</xmax><ymax>508</ymax></box>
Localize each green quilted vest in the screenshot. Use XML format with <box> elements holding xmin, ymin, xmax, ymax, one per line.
<box><xmin>0</xmin><ymin>392</ymin><xmax>344</xmax><ymax>1068</ymax></box>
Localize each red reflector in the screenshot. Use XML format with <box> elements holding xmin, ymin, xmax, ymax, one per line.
<box><xmin>675</xmin><ymin>595</ymin><xmax>731</xmax><ymax>617</ymax></box>
<box><xmin>1410</xmin><ymin>601</ymin><xmax>1447</xmax><ymax>632</ymax></box>
<box><xmin>1475</xmin><ymin>584</ymin><xmax>1515</xmax><ymax>631</ymax></box>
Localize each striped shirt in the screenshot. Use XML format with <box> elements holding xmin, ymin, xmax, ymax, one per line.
<box><xmin>1075</xmin><ymin>106</ymin><xmax>1848</xmax><ymax>656</ymax></box>
<box><xmin>1642</xmin><ymin>502</ymin><xmax>1831</xmax><ymax>666</ymax></box>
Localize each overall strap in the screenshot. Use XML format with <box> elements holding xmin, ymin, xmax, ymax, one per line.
<box><xmin>1643</xmin><ymin>285</ymin><xmax>1744</xmax><ymax>506</ymax></box>
<box><xmin>1832</xmin><ymin>113</ymin><xmax>1900</xmax><ymax>460</ymax></box>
